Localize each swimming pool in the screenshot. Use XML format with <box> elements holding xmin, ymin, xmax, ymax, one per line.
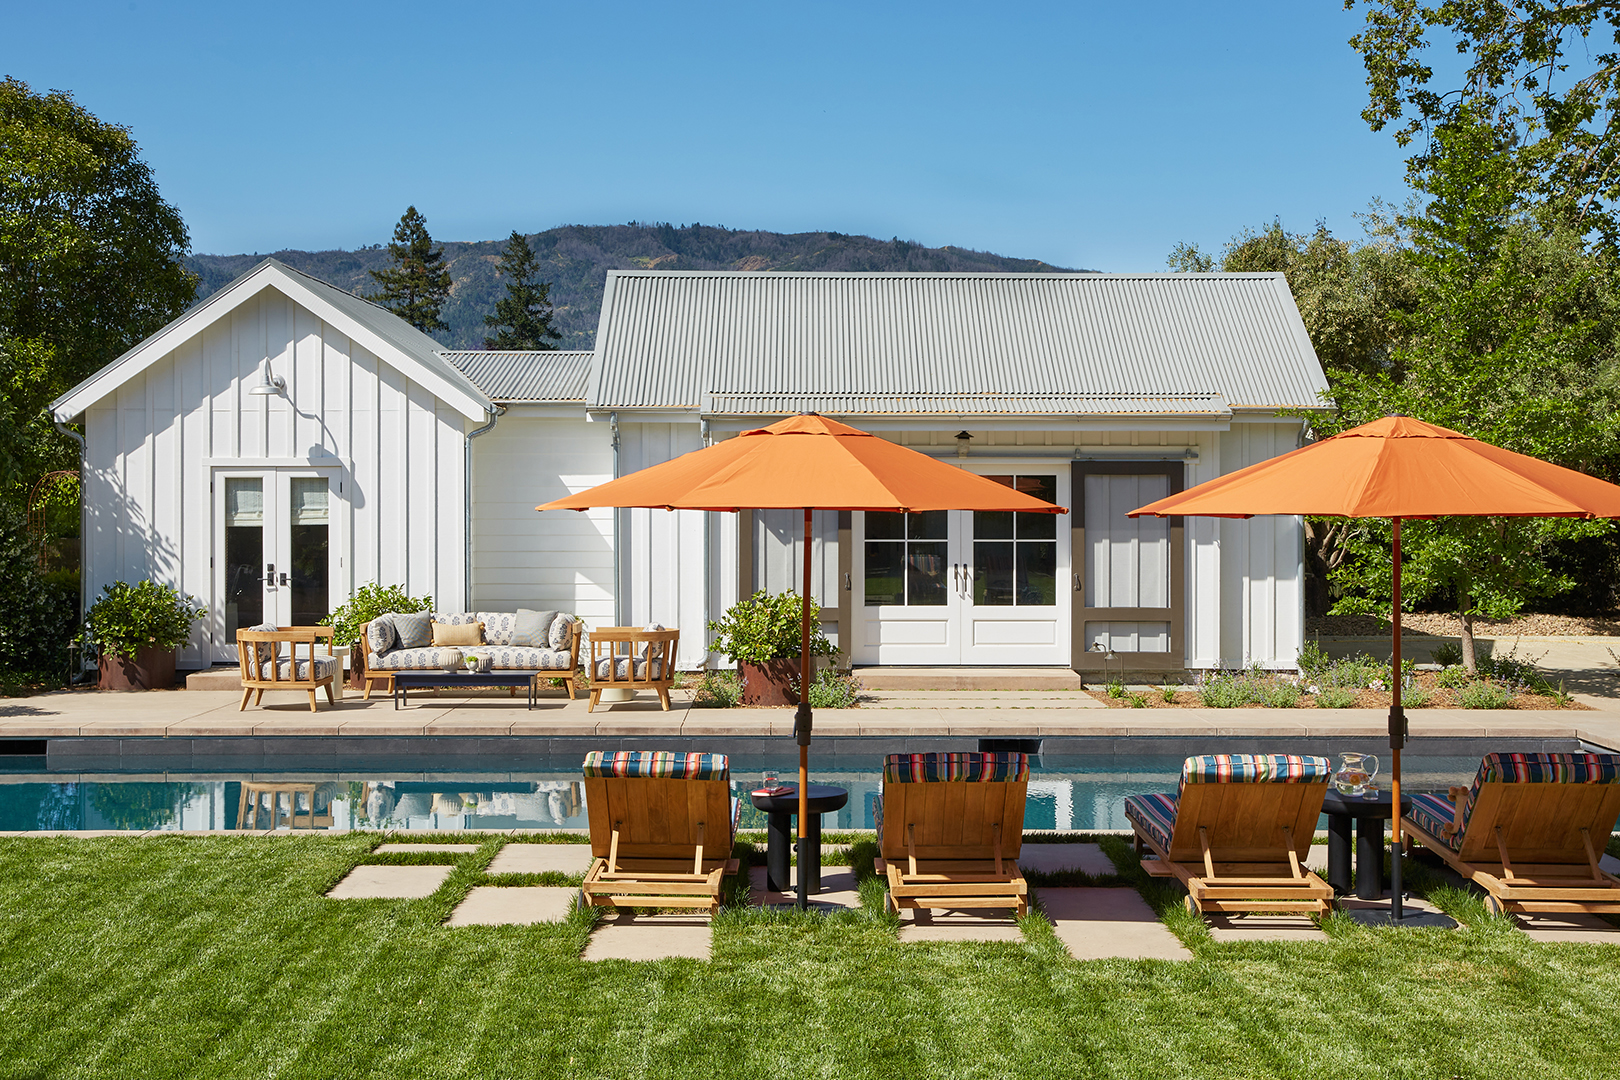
<box><xmin>0</xmin><ymin>748</ymin><xmax>1497</xmax><ymax>833</ymax></box>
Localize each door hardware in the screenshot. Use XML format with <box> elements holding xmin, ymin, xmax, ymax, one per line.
<box><xmin>279</xmin><ymin>573</ymin><xmax>289</xmax><ymax>587</ymax></box>
<box><xmin>264</xmin><ymin>563</ymin><xmax>276</xmax><ymax>589</ymax></box>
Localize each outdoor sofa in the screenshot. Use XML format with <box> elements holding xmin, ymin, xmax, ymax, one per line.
<box><xmin>357</xmin><ymin>610</ymin><xmax>583</xmax><ymax>699</ymax></box>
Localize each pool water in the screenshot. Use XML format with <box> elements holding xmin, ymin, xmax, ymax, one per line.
<box><xmin>0</xmin><ymin>752</ymin><xmax>1487</xmax><ymax>834</ymax></box>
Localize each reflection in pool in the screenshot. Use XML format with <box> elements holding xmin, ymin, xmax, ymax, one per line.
<box><xmin>0</xmin><ymin>751</ymin><xmax>1489</xmax><ymax>834</ymax></box>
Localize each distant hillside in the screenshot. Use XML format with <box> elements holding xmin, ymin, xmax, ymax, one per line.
<box><xmin>187</xmin><ymin>223</ymin><xmax>1082</xmax><ymax>351</ymax></box>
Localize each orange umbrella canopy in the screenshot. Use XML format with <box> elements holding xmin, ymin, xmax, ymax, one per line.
<box><xmin>537</xmin><ymin>413</ymin><xmax>1068</xmax><ymax>514</ymax></box>
<box><xmin>1128</xmin><ymin>416</ymin><xmax>1620</xmax><ymax>521</ymax></box>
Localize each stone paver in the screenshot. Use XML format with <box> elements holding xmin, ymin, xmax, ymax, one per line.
<box><xmin>1204</xmin><ymin>913</ymin><xmax>1329</xmax><ymax>941</ymax></box>
<box><xmin>583</xmin><ymin>912</ymin><xmax>711</xmax><ymax>961</ymax></box>
<box><xmin>1334</xmin><ymin>895</ymin><xmax>1455</xmax><ymax>928</ymax></box>
<box><xmin>1040</xmin><ymin>887</ymin><xmax>1192</xmax><ymax>960</ymax></box>
<box><xmin>897</xmin><ymin>907</ymin><xmax>1024</xmax><ymax>943</ymax></box>
<box><xmin>374</xmin><ymin>843</ymin><xmax>480</xmax><ymax>854</ymax></box>
<box><xmin>1512</xmin><ymin>912</ymin><xmax>1620</xmax><ymax>943</ymax></box>
<box><xmin>1019</xmin><ymin>843</ymin><xmax>1116</xmax><ymax>877</ymax></box>
<box><xmin>446</xmin><ymin>886</ymin><xmax>577</xmax><ymax>926</ymax></box>
<box><xmin>487</xmin><ymin>843</ymin><xmax>594</xmax><ymax>876</ymax></box>
<box><xmin>748</xmin><ymin>865</ymin><xmax>862</xmax><ymax>910</ymax></box>
<box><xmin>326</xmin><ymin>864</ymin><xmax>453</xmax><ymax>899</ymax></box>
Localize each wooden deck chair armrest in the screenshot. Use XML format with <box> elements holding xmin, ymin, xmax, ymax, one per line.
<box><xmin>1443</xmin><ymin>787</ymin><xmax>1468</xmax><ymax>835</ymax></box>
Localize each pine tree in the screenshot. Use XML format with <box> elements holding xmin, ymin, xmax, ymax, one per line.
<box><xmin>483</xmin><ymin>230</ymin><xmax>562</xmax><ymax>350</ymax></box>
<box><xmin>368</xmin><ymin>206</ymin><xmax>452</xmax><ymax>335</ymax></box>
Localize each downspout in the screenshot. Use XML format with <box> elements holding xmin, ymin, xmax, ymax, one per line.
<box><xmin>701</xmin><ymin>418</ymin><xmax>712</xmax><ymax>669</ymax></box>
<box><xmin>611</xmin><ymin>411</ymin><xmax>622</xmax><ymax>625</ymax></box>
<box><xmin>55</xmin><ymin>421</ymin><xmax>91</xmax><ymax>682</ymax></box>
<box><xmin>464</xmin><ymin>405</ymin><xmax>505</xmax><ymax>610</ymax></box>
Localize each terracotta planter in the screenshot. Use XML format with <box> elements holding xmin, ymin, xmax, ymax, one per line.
<box><xmin>738</xmin><ymin>658</ymin><xmax>802</xmax><ymax>706</ymax></box>
<box><xmin>347</xmin><ymin>643</ymin><xmax>366</xmax><ymax>690</ymax></box>
<box><xmin>97</xmin><ymin>646</ymin><xmax>177</xmax><ymax>691</ymax></box>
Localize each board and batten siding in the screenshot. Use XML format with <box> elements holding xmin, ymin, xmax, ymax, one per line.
<box><xmin>81</xmin><ymin>287</ymin><xmax>470</xmax><ymax>665</ymax></box>
<box><xmin>1212</xmin><ymin>420</ymin><xmax>1306</xmax><ymax>669</ymax></box>
<box><xmin>469</xmin><ymin>409</ymin><xmax>614</xmax><ymax>623</ymax></box>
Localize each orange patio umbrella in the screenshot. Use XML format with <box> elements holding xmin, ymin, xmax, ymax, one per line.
<box><xmin>1130</xmin><ymin>415</ymin><xmax>1620</xmax><ymax>923</ymax></box>
<box><xmin>538</xmin><ymin>413</ymin><xmax>1065</xmax><ymax>910</ymax></box>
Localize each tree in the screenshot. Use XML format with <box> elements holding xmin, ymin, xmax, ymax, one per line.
<box><xmin>1348</xmin><ymin>0</ymin><xmax>1620</xmax><ymax>250</ymax></box>
<box><xmin>483</xmin><ymin>230</ymin><xmax>562</xmax><ymax>350</ymax></box>
<box><xmin>0</xmin><ymin>77</ymin><xmax>196</xmax><ymax>501</ymax></box>
<box><xmin>368</xmin><ymin>206</ymin><xmax>452</xmax><ymax>335</ymax></box>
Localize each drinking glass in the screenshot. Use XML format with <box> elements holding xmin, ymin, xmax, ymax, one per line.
<box><xmin>762</xmin><ymin>770</ymin><xmax>780</xmax><ymax>792</ymax></box>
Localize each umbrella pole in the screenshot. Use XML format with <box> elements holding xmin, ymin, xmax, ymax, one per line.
<box><xmin>1390</xmin><ymin>517</ymin><xmax>1406</xmax><ymax>921</ymax></box>
<box><xmin>796</xmin><ymin>507</ymin><xmax>813</xmax><ymax>912</ymax></box>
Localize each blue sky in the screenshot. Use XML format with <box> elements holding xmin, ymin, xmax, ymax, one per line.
<box><xmin>5</xmin><ymin>0</ymin><xmax>1413</xmax><ymax>270</ymax></box>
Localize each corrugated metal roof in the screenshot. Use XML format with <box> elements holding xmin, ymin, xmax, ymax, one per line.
<box><xmin>590</xmin><ymin>272</ymin><xmax>1328</xmax><ymax>414</ymax></box>
<box><xmin>442</xmin><ymin>350</ymin><xmax>593</xmax><ymax>401</ymax></box>
<box><xmin>703</xmin><ymin>393</ymin><xmax>1231</xmax><ymax>416</ymax></box>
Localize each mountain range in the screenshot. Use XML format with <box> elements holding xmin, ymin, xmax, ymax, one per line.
<box><xmin>186</xmin><ymin>223</ymin><xmax>1081</xmax><ymax>351</ymax></box>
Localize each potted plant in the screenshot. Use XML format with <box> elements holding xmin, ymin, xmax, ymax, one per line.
<box><xmin>84</xmin><ymin>580</ymin><xmax>206</xmax><ymax>690</ymax></box>
<box><xmin>322</xmin><ymin>583</ymin><xmax>434</xmax><ymax>689</ymax></box>
<box><xmin>707</xmin><ymin>590</ymin><xmax>835</xmax><ymax>706</ymax></box>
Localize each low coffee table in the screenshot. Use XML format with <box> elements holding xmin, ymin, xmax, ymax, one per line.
<box><xmin>1322</xmin><ymin>788</ymin><xmax>1414</xmax><ymax>899</ymax></box>
<box><xmin>750</xmin><ymin>783</ymin><xmax>850</xmax><ymax>893</ymax></box>
<box><xmin>392</xmin><ymin>669</ymin><xmax>545</xmax><ymax>710</ymax></box>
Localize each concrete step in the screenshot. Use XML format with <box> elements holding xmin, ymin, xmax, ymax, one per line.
<box><xmin>854</xmin><ymin>666</ymin><xmax>1085</xmax><ymax>691</ymax></box>
<box><xmin>185</xmin><ymin>666</ymin><xmax>243</xmax><ymax>691</ymax></box>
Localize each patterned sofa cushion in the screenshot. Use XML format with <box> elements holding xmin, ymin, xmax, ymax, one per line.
<box><xmin>1123</xmin><ymin>792</ymin><xmax>1177</xmax><ymax>853</ymax></box>
<box><xmin>593</xmin><ymin>656</ymin><xmax>664</xmax><ymax>681</ymax></box>
<box><xmin>1437</xmin><ymin>752</ymin><xmax>1620</xmax><ymax>842</ymax></box>
<box><xmin>1406</xmin><ymin>792</ymin><xmax>1464</xmax><ymax>851</ymax></box>
<box><xmin>392</xmin><ymin>611</ymin><xmax>433</xmax><ymax>650</ymax></box>
<box><xmin>582</xmin><ymin>750</ymin><xmax>729</xmax><ymax>781</ymax></box>
<box><xmin>257</xmin><ymin>656</ymin><xmax>341</xmax><ymax>682</ymax></box>
<box><xmin>477</xmin><ymin>612</ymin><xmax>520</xmax><ymax>646</ymax></box>
<box><xmin>477</xmin><ymin>646</ymin><xmax>574</xmax><ymax>671</ymax></box>
<box><xmin>369</xmin><ymin>646</ymin><xmax>463</xmax><ymax>671</ymax></box>
<box><xmin>882</xmin><ymin>751</ymin><xmax>1029</xmax><ymax>783</ymax></box>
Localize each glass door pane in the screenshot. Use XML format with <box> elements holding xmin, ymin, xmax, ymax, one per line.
<box><xmin>287</xmin><ymin>477</ymin><xmax>330</xmax><ymax>626</ymax></box>
<box><xmin>224</xmin><ymin>478</ymin><xmax>264</xmax><ymax>642</ymax></box>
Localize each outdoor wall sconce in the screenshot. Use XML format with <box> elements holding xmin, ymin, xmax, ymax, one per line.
<box><xmin>247</xmin><ymin>359</ymin><xmax>287</xmax><ymax>397</ymax></box>
<box><xmin>955</xmin><ymin>430</ymin><xmax>973</xmax><ymax>458</ymax></box>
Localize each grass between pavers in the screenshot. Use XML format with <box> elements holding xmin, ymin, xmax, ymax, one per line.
<box><xmin>4</xmin><ymin>837</ymin><xmax>1620</xmax><ymax>1078</ymax></box>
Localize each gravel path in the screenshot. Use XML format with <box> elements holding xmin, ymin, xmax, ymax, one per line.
<box><xmin>1308</xmin><ymin>613</ymin><xmax>1620</xmax><ymax>637</ymax></box>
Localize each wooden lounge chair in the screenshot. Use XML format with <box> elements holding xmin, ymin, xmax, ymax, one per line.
<box><xmin>235</xmin><ymin>625</ymin><xmax>339</xmax><ymax>712</ymax></box>
<box><xmin>586</xmin><ymin>626</ymin><xmax>680</xmax><ymax>712</ymax></box>
<box><xmin>873</xmin><ymin>751</ymin><xmax>1030</xmax><ymax>917</ymax></box>
<box><xmin>1124</xmin><ymin>754</ymin><xmax>1334</xmax><ymax>918</ymax></box>
<box><xmin>1403</xmin><ymin>751</ymin><xmax>1620</xmax><ymax>916</ymax></box>
<box><xmin>579</xmin><ymin>750</ymin><xmax>741</xmax><ymax>914</ymax></box>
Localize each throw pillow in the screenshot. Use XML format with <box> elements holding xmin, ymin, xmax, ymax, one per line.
<box><xmin>393</xmin><ymin>610</ymin><xmax>433</xmax><ymax>650</ymax></box>
<box><xmin>245</xmin><ymin>622</ymin><xmax>279</xmax><ymax>664</ymax></box>
<box><xmin>512</xmin><ymin>608</ymin><xmax>558</xmax><ymax>648</ymax></box>
<box><xmin>365</xmin><ymin>614</ymin><xmax>397</xmax><ymax>656</ymax></box>
<box><xmin>640</xmin><ymin>622</ymin><xmax>665</xmax><ymax>659</ymax></box>
<box><xmin>549</xmin><ymin>613</ymin><xmax>576</xmax><ymax>650</ymax></box>
<box><xmin>432</xmin><ymin>620</ymin><xmax>484</xmax><ymax>647</ymax></box>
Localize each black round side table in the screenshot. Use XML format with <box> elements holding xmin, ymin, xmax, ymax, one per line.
<box><xmin>1321</xmin><ymin>788</ymin><xmax>1414</xmax><ymax>899</ymax></box>
<box><xmin>749</xmin><ymin>783</ymin><xmax>849</xmax><ymax>894</ymax></box>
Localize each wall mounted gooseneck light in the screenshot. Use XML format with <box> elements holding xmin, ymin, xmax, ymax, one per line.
<box><xmin>247</xmin><ymin>359</ymin><xmax>286</xmax><ymax>397</ymax></box>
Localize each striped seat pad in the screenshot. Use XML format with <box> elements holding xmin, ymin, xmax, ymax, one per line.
<box><xmin>582</xmin><ymin>751</ymin><xmax>729</xmax><ymax>781</ymax></box>
<box><xmin>256</xmin><ymin>656</ymin><xmax>340</xmax><ymax>682</ymax></box>
<box><xmin>1179</xmin><ymin>754</ymin><xmax>1331</xmax><ymax>792</ymax></box>
<box><xmin>1447</xmin><ymin>752</ymin><xmax>1620</xmax><ymax>839</ymax></box>
<box><xmin>1406</xmin><ymin>792</ymin><xmax>1464</xmax><ymax>852</ymax></box>
<box><xmin>1123</xmin><ymin>793</ymin><xmax>1177</xmax><ymax>853</ymax></box>
<box><xmin>883</xmin><ymin>752</ymin><xmax>1029</xmax><ymax>783</ymax></box>
<box><xmin>873</xmin><ymin>793</ymin><xmax>883</xmax><ymax>836</ymax></box>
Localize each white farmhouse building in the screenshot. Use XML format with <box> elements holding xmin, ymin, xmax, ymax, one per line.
<box><xmin>51</xmin><ymin>260</ymin><xmax>1328</xmax><ymax>676</ymax></box>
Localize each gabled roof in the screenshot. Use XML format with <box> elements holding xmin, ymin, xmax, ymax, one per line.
<box><xmin>52</xmin><ymin>258</ymin><xmax>493</xmax><ymax>422</ymax></box>
<box><xmin>589</xmin><ymin>271</ymin><xmax>1329</xmax><ymax>415</ymax></box>
<box><xmin>441</xmin><ymin>350</ymin><xmax>593</xmax><ymax>402</ymax></box>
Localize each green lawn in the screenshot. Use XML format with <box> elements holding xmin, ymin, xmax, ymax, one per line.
<box><xmin>1</xmin><ymin>834</ymin><xmax>1618</xmax><ymax>1079</ymax></box>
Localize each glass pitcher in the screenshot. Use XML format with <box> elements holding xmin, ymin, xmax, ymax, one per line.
<box><xmin>1334</xmin><ymin>752</ymin><xmax>1379</xmax><ymax>798</ymax></box>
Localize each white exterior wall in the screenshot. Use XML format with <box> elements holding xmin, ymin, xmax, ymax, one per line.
<box><xmin>1213</xmin><ymin>419</ymin><xmax>1307</xmax><ymax>669</ymax></box>
<box><xmin>470</xmin><ymin>408</ymin><xmax>614</xmax><ymax>623</ymax></box>
<box><xmin>617</xmin><ymin>421</ymin><xmax>712</xmax><ymax>668</ymax></box>
<box><xmin>80</xmin><ymin>287</ymin><xmax>470</xmax><ymax>666</ymax></box>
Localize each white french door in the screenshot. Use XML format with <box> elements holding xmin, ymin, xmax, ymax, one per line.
<box><xmin>213</xmin><ymin>468</ymin><xmax>344</xmax><ymax>660</ymax></box>
<box><xmin>854</xmin><ymin>467</ymin><xmax>1070</xmax><ymax>666</ymax></box>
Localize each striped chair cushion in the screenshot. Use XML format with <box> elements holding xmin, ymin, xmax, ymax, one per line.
<box><xmin>1449</xmin><ymin>752</ymin><xmax>1620</xmax><ymax>839</ymax></box>
<box><xmin>1406</xmin><ymin>792</ymin><xmax>1464</xmax><ymax>852</ymax></box>
<box><xmin>582</xmin><ymin>751</ymin><xmax>729</xmax><ymax>781</ymax></box>
<box><xmin>1179</xmin><ymin>754</ymin><xmax>1332</xmax><ymax>792</ymax></box>
<box><xmin>1123</xmin><ymin>792</ymin><xmax>1177</xmax><ymax>853</ymax></box>
<box><xmin>883</xmin><ymin>752</ymin><xmax>1029</xmax><ymax>783</ymax></box>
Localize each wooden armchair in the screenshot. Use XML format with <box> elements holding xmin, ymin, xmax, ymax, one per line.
<box><xmin>236</xmin><ymin>626</ymin><xmax>340</xmax><ymax>712</ymax></box>
<box><xmin>586</xmin><ymin>626</ymin><xmax>680</xmax><ymax>712</ymax></box>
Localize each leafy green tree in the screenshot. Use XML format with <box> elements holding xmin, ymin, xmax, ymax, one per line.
<box><xmin>368</xmin><ymin>206</ymin><xmax>452</xmax><ymax>335</ymax></box>
<box><xmin>483</xmin><ymin>230</ymin><xmax>562</xmax><ymax>350</ymax></box>
<box><xmin>0</xmin><ymin>77</ymin><xmax>196</xmax><ymax>503</ymax></box>
<box><xmin>1348</xmin><ymin>0</ymin><xmax>1620</xmax><ymax>250</ymax></box>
